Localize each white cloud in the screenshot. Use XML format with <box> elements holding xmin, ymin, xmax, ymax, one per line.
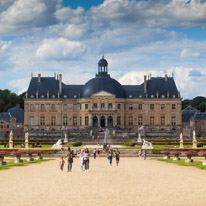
<box><xmin>36</xmin><ymin>38</ymin><xmax>85</xmax><ymax>60</ymax></box>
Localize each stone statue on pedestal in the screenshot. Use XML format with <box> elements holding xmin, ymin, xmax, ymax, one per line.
<box><xmin>25</xmin><ymin>132</ymin><xmax>29</xmax><ymax>149</ymax></box>
<box><xmin>9</xmin><ymin>131</ymin><xmax>13</xmax><ymax>149</ymax></box>
<box><xmin>64</xmin><ymin>133</ymin><xmax>68</xmax><ymax>144</ymax></box>
<box><xmin>180</xmin><ymin>132</ymin><xmax>184</xmax><ymax>149</ymax></box>
<box><xmin>137</xmin><ymin>133</ymin><xmax>142</xmax><ymax>143</ymax></box>
<box><xmin>192</xmin><ymin>130</ymin><xmax>197</xmax><ymax>148</ymax></box>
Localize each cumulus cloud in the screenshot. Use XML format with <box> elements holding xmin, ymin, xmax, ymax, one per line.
<box><xmin>36</xmin><ymin>38</ymin><xmax>85</xmax><ymax>60</ymax></box>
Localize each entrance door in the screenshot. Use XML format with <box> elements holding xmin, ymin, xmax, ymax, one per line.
<box><xmin>100</xmin><ymin>116</ymin><xmax>105</xmax><ymax>127</ymax></box>
<box><xmin>108</xmin><ymin>116</ymin><xmax>113</xmax><ymax>128</ymax></box>
<box><xmin>93</xmin><ymin>116</ymin><xmax>98</xmax><ymax>127</ymax></box>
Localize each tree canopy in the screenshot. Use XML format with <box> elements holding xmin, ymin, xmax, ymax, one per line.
<box><xmin>0</xmin><ymin>89</ymin><xmax>24</xmax><ymax>112</ymax></box>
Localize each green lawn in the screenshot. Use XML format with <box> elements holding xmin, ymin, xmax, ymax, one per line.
<box><xmin>158</xmin><ymin>158</ymin><xmax>206</xmax><ymax>170</ymax></box>
<box><xmin>0</xmin><ymin>159</ymin><xmax>52</xmax><ymax>171</ymax></box>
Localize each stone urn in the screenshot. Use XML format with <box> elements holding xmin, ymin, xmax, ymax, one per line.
<box><xmin>170</xmin><ymin>150</ymin><xmax>181</xmax><ymax>161</ymax></box>
<box><xmin>181</xmin><ymin>150</ymin><xmax>197</xmax><ymax>163</ymax></box>
<box><xmin>198</xmin><ymin>150</ymin><xmax>206</xmax><ymax>166</ymax></box>
<box><xmin>161</xmin><ymin>150</ymin><xmax>170</xmax><ymax>159</ymax></box>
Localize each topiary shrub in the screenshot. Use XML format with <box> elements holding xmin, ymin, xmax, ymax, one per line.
<box><xmin>72</xmin><ymin>141</ymin><xmax>82</xmax><ymax>147</ymax></box>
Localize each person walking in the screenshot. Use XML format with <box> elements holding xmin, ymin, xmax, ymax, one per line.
<box><xmin>144</xmin><ymin>149</ymin><xmax>147</xmax><ymax>160</ymax></box>
<box><xmin>97</xmin><ymin>149</ymin><xmax>100</xmax><ymax>159</ymax></box>
<box><xmin>115</xmin><ymin>149</ymin><xmax>120</xmax><ymax>166</ymax></box>
<box><xmin>93</xmin><ymin>148</ymin><xmax>96</xmax><ymax>159</ymax></box>
<box><xmin>108</xmin><ymin>149</ymin><xmax>113</xmax><ymax>166</ymax></box>
<box><xmin>65</xmin><ymin>147</ymin><xmax>73</xmax><ymax>172</ymax></box>
<box><xmin>83</xmin><ymin>148</ymin><xmax>90</xmax><ymax>172</ymax></box>
<box><xmin>79</xmin><ymin>150</ymin><xmax>85</xmax><ymax>171</ymax></box>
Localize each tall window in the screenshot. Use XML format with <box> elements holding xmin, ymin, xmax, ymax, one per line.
<box><xmin>93</xmin><ymin>103</ymin><xmax>97</xmax><ymax>109</ymax></box>
<box><xmin>41</xmin><ymin>104</ymin><xmax>45</xmax><ymax>110</ymax></box>
<box><xmin>118</xmin><ymin>104</ymin><xmax>121</xmax><ymax>109</ymax></box>
<box><xmin>172</xmin><ymin>104</ymin><xmax>176</xmax><ymax>110</ymax></box>
<box><xmin>108</xmin><ymin>103</ymin><xmax>112</xmax><ymax>109</ymax></box>
<box><xmin>64</xmin><ymin>104</ymin><xmax>67</xmax><ymax>111</ymax></box>
<box><xmin>150</xmin><ymin>104</ymin><xmax>154</xmax><ymax>110</ymax></box>
<box><xmin>129</xmin><ymin>116</ymin><xmax>133</xmax><ymax>126</ymax></box>
<box><xmin>51</xmin><ymin>104</ymin><xmax>55</xmax><ymax>111</ymax></box>
<box><xmin>73</xmin><ymin>116</ymin><xmax>77</xmax><ymax>126</ymax></box>
<box><xmin>40</xmin><ymin>116</ymin><xmax>45</xmax><ymax>126</ymax></box>
<box><xmin>73</xmin><ymin>104</ymin><xmax>77</xmax><ymax>110</ymax></box>
<box><xmin>30</xmin><ymin>104</ymin><xmax>34</xmax><ymax>110</ymax></box>
<box><xmin>171</xmin><ymin>116</ymin><xmax>176</xmax><ymax>126</ymax></box>
<box><xmin>101</xmin><ymin>103</ymin><xmax>105</xmax><ymax>109</ymax></box>
<box><xmin>161</xmin><ymin>116</ymin><xmax>165</xmax><ymax>126</ymax></box>
<box><xmin>129</xmin><ymin>104</ymin><xmax>133</xmax><ymax>110</ymax></box>
<box><xmin>150</xmin><ymin>116</ymin><xmax>154</xmax><ymax>126</ymax></box>
<box><xmin>85</xmin><ymin>104</ymin><xmax>88</xmax><ymax>109</ymax></box>
<box><xmin>51</xmin><ymin>116</ymin><xmax>56</xmax><ymax>126</ymax></box>
<box><xmin>63</xmin><ymin>116</ymin><xmax>67</xmax><ymax>126</ymax></box>
<box><xmin>30</xmin><ymin>116</ymin><xmax>34</xmax><ymax>125</ymax></box>
<box><xmin>161</xmin><ymin>104</ymin><xmax>165</xmax><ymax>111</ymax></box>
<box><xmin>138</xmin><ymin>116</ymin><xmax>143</xmax><ymax>126</ymax></box>
<box><xmin>85</xmin><ymin>116</ymin><xmax>89</xmax><ymax>126</ymax></box>
<box><xmin>138</xmin><ymin>104</ymin><xmax>142</xmax><ymax>110</ymax></box>
<box><xmin>117</xmin><ymin>116</ymin><xmax>121</xmax><ymax>125</ymax></box>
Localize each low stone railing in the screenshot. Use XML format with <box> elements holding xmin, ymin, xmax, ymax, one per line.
<box><xmin>0</xmin><ymin>150</ymin><xmax>45</xmax><ymax>165</ymax></box>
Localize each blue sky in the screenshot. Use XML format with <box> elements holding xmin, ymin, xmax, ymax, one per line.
<box><xmin>0</xmin><ymin>0</ymin><xmax>206</xmax><ymax>99</ymax></box>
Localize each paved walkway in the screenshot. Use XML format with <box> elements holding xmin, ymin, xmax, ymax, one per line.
<box><xmin>0</xmin><ymin>157</ymin><xmax>206</xmax><ymax>206</ymax></box>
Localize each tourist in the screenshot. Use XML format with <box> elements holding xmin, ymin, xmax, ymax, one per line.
<box><xmin>83</xmin><ymin>148</ymin><xmax>90</xmax><ymax>172</ymax></box>
<box><xmin>144</xmin><ymin>150</ymin><xmax>147</xmax><ymax>160</ymax></box>
<box><xmin>59</xmin><ymin>157</ymin><xmax>65</xmax><ymax>171</ymax></box>
<box><xmin>97</xmin><ymin>149</ymin><xmax>100</xmax><ymax>159</ymax></box>
<box><xmin>93</xmin><ymin>148</ymin><xmax>96</xmax><ymax>159</ymax></box>
<box><xmin>115</xmin><ymin>149</ymin><xmax>120</xmax><ymax>166</ymax></box>
<box><xmin>79</xmin><ymin>150</ymin><xmax>85</xmax><ymax>171</ymax></box>
<box><xmin>65</xmin><ymin>147</ymin><xmax>73</xmax><ymax>172</ymax></box>
<box><xmin>108</xmin><ymin>149</ymin><xmax>113</xmax><ymax>166</ymax></box>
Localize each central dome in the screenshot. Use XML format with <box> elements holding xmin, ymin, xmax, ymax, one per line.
<box><xmin>81</xmin><ymin>55</ymin><xmax>126</xmax><ymax>98</ymax></box>
<box><xmin>81</xmin><ymin>75</ymin><xmax>126</xmax><ymax>98</ymax></box>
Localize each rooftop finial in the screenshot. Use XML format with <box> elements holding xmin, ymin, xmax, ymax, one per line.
<box><xmin>102</xmin><ymin>54</ymin><xmax>104</xmax><ymax>59</ymax></box>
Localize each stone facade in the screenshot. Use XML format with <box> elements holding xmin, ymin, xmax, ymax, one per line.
<box><xmin>24</xmin><ymin>56</ymin><xmax>182</xmax><ymax>139</ymax></box>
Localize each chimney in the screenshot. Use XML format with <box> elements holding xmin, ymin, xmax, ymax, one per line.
<box><xmin>38</xmin><ymin>74</ymin><xmax>41</xmax><ymax>82</ymax></box>
<box><xmin>144</xmin><ymin>75</ymin><xmax>147</xmax><ymax>93</ymax></box>
<box><xmin>59</xmin><ymin>74</ymin><xmax>62</xmax><ymax>96</ymax></box>
<box><xmin>165</xmin><ymin>74</ymin><xmax>168</xmax><ymax>81</ymax></box>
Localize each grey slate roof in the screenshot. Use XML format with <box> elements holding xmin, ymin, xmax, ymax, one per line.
<box><xmin>194</xmin><ymin>113</ymin><xmax>206</xmax><ymax>122</ymax></box>
<box><xmin>8</xmin><ymin>106</ymin><xmax>24</xmax><ymax>123</ymax></box>
<box><xmin>182</xmin><ymin>106</ymin><xmax>198</xmax><ymax>123</ymax></box>
<box><xmin>26</xmin><ymin>75</ymin><xmax>179</xmax><ymax>99</ymax></box>
<box><xmin>0</xmin><ymin>112</ymin><xmax>12</xmax><ymax>123</ymax></box>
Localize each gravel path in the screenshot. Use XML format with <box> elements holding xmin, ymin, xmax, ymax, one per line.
<box><xmin>0</xmin><ymin>157</ymin><xmax>206</xmax><ymax>206</ymax></box>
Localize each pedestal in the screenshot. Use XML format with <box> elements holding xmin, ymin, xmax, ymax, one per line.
<box><xmin>0</xmin><ymin>156</ymin><xmax>6</xmax><ymax>165</ymax></box>
<box><xmin>25</xmin><ymin>142</ymin><xmax>29</xmax><ymax>149</ymax></box>
<box><xmin>36</xmin><ymin>153</ymin><xmax>43</xmax><ymax>160</ymax></box>
<box><xmin>14</xmin><ymin>155</ymin><xmax>23</xmax><ymax>163</ymax></box>
<box><xmin>27</xmin><ymin>153</ymin><xmax>34</xmax><ymax>161</ymax></box>
<box><xmin>9</xmin><ymin>141</ymin><xmax>13</xmax><ymax>149</ymax></box>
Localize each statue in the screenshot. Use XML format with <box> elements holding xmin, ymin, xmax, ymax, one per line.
<box><xmin>137</xmin><ymin>133</ymin><xmax>142</xmax><ymax>143</ymax></box>
<box><xmin>52</xmin><ymin>139</ymin><xmax>62</xmax><ymax>149</ymax></box>
<box><xmin>192</xmin><ymin>130</ymin><xmax>197</xmax><ymax>148</ymax></box>
<box><xmin>25</xmin><ymin>132</ymin><xmax>29</xmax><ymax>149</ymax></box>
<box><xmin>142</xmin><ymin>139</ymin><xmax>153</xmax><ymax>149</ymax></box>
<box><xmin>64</xmin><ymin>133</ymin><xmax>68</xmax><ymax>144</ymax></box>
<box><xmin>9</xmin><ymin>131</ymin><xmax>13</xmax><ymax>149</ymax></box>
<box><xmin>180</xmin><ymin>132</ymin><xmax>184</xmax><ymax>149</ymax></box>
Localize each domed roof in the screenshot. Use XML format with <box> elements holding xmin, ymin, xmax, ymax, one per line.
<box><xmin>98</xmin><ymin>54</ymin><xmax>108</xmax><ymax>67</ymax></box>
<box><xmin>81</xmin><ymin>75</ymin><xmax>126</xmax><ymax>98</ymax></box>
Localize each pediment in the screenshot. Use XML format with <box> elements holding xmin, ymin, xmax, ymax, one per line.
<box><xmin>92</xmin><ymin>90</ymin><xmax>115</xmax><ymax>97</ymax></box>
